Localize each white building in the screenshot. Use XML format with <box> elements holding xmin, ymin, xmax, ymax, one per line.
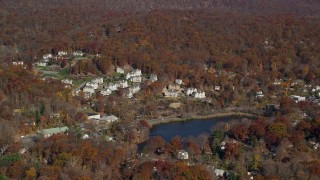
<box><xmin>87</xmin><ymin>113</ymin><xmax>100</xmax><ymax>120</ymax></box>
<box><xmin>126</xmin><ymin>69</ymin><xmax>142</xmax><ymax>79</ymax></box>
<box><xmin>177</xmin><ymin>150</ymin><xmax>189</xmax><ymax>160</ymax></box>
<box><xmin>129</xmin><ymin>85</ymin><xmax>140</xmax><ymax>94</ymax></box>
<box><xmin>92</xmin><ymin>77</ymin><xmax>103</xmax><ymax>84</ymax></box>
<box><xmin>43</xmin><ymin>54</ymin><xmax>53</xmax><ymax>60</ymax></box>
<box><xmin>164</xmin><ymin>90</ymin><xmax>179</xmax><ymax>98</ymax></box>
<box><xmin>256</xmin><ymin>91</ymin><xmax>264</xmax><ymax>98</ymax></box>
<box><xmin>73</xmin><ymin>51</ymin><xmax>84</xmax><ymax>57</ymax></box>
<box><xmin>149</xmin><ymin>74</ymin><xmax>158</xmax><ymax>82</ymax></box>
<box><xmin>116</xmin><ymin>67</ymin><xmax>125</xmax><ymax>74</ymax></box>
<box><xmin>193</xmin><ymin>91</ymin><xmax>206</xmax><ymax>99</ymax></box>
<box><xmin>312</xmin><ymin>86</ymin><xmax>320</xmax><ymax>92</ymax></box>
<box><xmin>126</xmin><ymin>91</ymin><xmax>133</xmax><ymax>98</ymax></box>
<box><xmin>86</xmin><ymin>82</ymin><xmax>99</xmax><ymax>89</ymax></box>
<box><xmin>19</xmin><ymin>148</ymin><xmax>27</xmax><ymax>154</ymax></box>
<box><xmin>100</xmin><ymin>89</ymin><xmax>112</xmax><ymax>96</ymax></box>
<box><xmin>175</xmin><ymin>79</ymin><xmax>183</xmax><ymax>85</ymax></box>
<box><xmin>117</xmin><ymin>80</ymin><xmax>128</xmax><ymax>88</ymax></box>
<box><xmin>214</xmin><ymin>86</ymin><xmax>221</xmax><ymax>91</ymax></box>
<box><xmin>100</xmin><ymin>115</ymin><xmax>119</xmax><ymax>123</ymax></box>
<box><xmin>168</xmin><ymin>84</ymin><xmax>181</xmax><ymax>91</ymax></box>
<box><xmin>12</xmin><ymin>61</ymin><xmax>24</xmax><ymax>66</ymax></box>
<box><xmin>214</xmin><ymin>169</ymin><xmax>225</xmax><ymax>177</ymax></box>
<box><xmin>185</xmin><ymin>88</ymin><xmax>198</xmax><ymax>96</ymax></box>
<box><xmin>58</xmin><ymin>51</ymin><xmax>68</xmax><ymax>56</ymax></box>
<box><xmin>290</xmin><ymin>95</ymin><xmax>306</xmax><ymax>103</ymax></box>
<box><xmin>35</xmin><ymin>61</ymin><xmax>48</xmax><ymax>67</ymax></box>
<box><xmin>105</xmin><ymin>83</ymin><xmax>118</xmax><ymax>91</ymax></box>
<box><xmin>130</xmin><ymin>76</ymin><xmax>142</xmax><ymax>83</ymax></box>
<box><xmin>61</xmin><ymin>79</ymin><xmax>73</xmax><ymax>85</ymax></box>
<box><xmin>83</xmin><ymin>86</ymin><xmax>95</xmax><ymax>94</ymax></box>
<box><xmin>273</xmin><ymin>79</ymin><xmax>282</xmax><ymax>85</ymax></box>
<box><xmin>82</xmin><ymin>134</ymin><xmax>89</xmax><ymax>139</ymax></box>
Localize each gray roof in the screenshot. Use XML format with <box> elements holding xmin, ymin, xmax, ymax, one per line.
<box><xmin>39</xmin><ymin>126</ymin><xmax>69</xmax><ymax>135</ymax></box>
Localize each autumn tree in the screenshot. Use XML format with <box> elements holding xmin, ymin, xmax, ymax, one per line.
<box><xmin>230</xmin><ymin>124</ymin><xmax>248</xmax><ymax>142</ymax></box>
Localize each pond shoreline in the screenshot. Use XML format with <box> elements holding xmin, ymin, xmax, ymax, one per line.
<box><xmin>146</xmin><ymin>110</ymin><xmax>258</xmax><ymax>127</ymax></box>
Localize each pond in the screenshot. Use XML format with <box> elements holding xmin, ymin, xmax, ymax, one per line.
<box><xmin>149</xmin><ymin>115</ymin><xmax>250</xmax><ymax>141</ymax></box>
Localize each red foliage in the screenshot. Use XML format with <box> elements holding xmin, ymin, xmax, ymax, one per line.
<box><xmin>249</xmin><ymin>122</ymin><xmax>265</xmax><ymax>139</ymax></box>
<box><xmin>139</xmin><ymin>120</ymin><xmax>151</xmax><ymax>128</ymax></box>
<box><xmin>265</xmin><ymin>132</ymin><xmax>278</xmax><ymax>149</ymax></box>
<box><xmin>230</xmin><ymin>124</ymin><xmax>248</xmax><ymax>141</ymax></box>
<box><xmin>223</xmin><ymin>142</ymin><xmax>240</xmax><ymax>160</ymax></box>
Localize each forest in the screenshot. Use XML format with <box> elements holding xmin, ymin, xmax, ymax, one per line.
<box><xmin>0</xmin><ymin>0</ymin><xmax>320</xmax><ymax>179</ymax></box>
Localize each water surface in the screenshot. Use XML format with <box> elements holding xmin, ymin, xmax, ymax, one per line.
<box><xmin>149</xmin><ymin>115</ymin><xmax>248</xmax><ymax>141</ymax></box>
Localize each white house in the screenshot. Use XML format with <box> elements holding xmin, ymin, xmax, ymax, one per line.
<box><xmin>118</xmin><ymin>80</ymin><xmax>128</xmax><ymax>88</ymax></box>
<box><xmin>19</xmin><ymin>148</ymin><xmax>27</xmax><ymax>154</ymax></box>
<box><xmin>164</xmin><ymin>90</ymin><xmax>179</xmax><ymax>98</ymax></box>
<box><xmin>61</xmin><ymin>79</ymin><xmax>73</xmax><ymax>85</ymax></box>
<box><xmin>273</xmin><ymin>79</ymin><xmax>282</xmax><ymax>85</ymax></box>
<box><xmin>73</xmin><ymin>51</ymin><xmax>84</xmax><ymax>57</ymax></box>
<box><xmin>43</xmin><ymin>54</ymin><xmax>53</xmax><ymax>60</ymax></box>
<box><xmin>193</xmin><ymin>91</ymin><xmax>206</xmax><ymax>99</ymax></box>
<box><xmin>58</xmin><ymin>51</ymin><xmax>68</xmax><ymax>56</ymax></box>
<box><xmin>312</xmin><ymin>86</ymin><xmax>320</xmax><ymax>92</ymax></box>
<box><xmin>105</xmin><ymin>83</ymin><xmax>118</xmax><ymax>91</ymax></box>
<box><xmin>82</xmin><ymin>134</ymin><xmax>89</xmax><ymax>139</ymax></box>
<box><xmin>126</xmin><ymin>91</ymin><xmax>133</xmax><ymax>98</ymax></box>
<box><xmin>256</xmin><ymin>91</ymin><xmax>264</xmax><ymax>98</ymax></box>
<box><xmin>83</xmin><ymin>86</ymin><xmax>95</xmax><ymax>94</ymax></box>
<box><xmin>86</xmin><ymin>82</ymin><xmax>99</xmax><ymax>89</ymax></box>
<box><xmin>149</xmin><ymin>74</ymin><xmax>158</xmax><ymax>82</ymax></box>
<box><xmin>168</xmin><ymin>84</ymin><xmax>181</xmax><ymax>91</ymax></box>
<box><xmin>116</xmin><ymin>67</ymin><xmax>125</xmax><ymax>74</ymax></box>
<box><xmin>130</xmin><ymin>76</ymin><xmax>142</xmax><ymax>83</ymax></box>
<box><xmin>177</xmin><ymin>150</ymin><xmax>189</xmax><ymax>160</ymax></box>
<box><xmin>290</xmin><ymin>95</ymin><xmax>306</xmax><ymax>103</ymax></box>
<box><xmin>92</xmin><ymin>77</ymin><xmax>103</xmax><ymax>84</ymax></box>
<box><xmin>35</xmin><ymin>61</ymin><xmax>48</xmax><ymax>67</ymax></box>
<box><xmin>175</xmin><ymin>79</ymin><xmax>183</xmax><ymax>85</ymax></box>
<box><xmin>214</xmin><ymin>86</ymin><xmax>221</xmax><ymax>91</ymax></box>
<box><xmin>185</xmin><ymin>88</ymin><xmax>198</xmax><ymax>96</ymax></box>
<box><xmin>100</xmin><ymin>115</ymin><xmax>119</xmax><ymax>123</ymax></box>
<box><xmin>126</xmin><ymin>69</ymin><xmax>142</xmax><ymax>79</ymax></box>
<box><xmin>100</xmin><ymin>89</ymin><xmax>112</xmax><ymax>96</ymax></box>
<box><xmin>87</xmin><ymin>113</ymin><xmax>100</xmax><ymax>120</ymax></box>
<box><xmin>214</xmin><ymin>169</ymin><xmax>225</xmax><ymax>177</ymax></box>
<box><xmin>129</xmin><ymin>85</ymin><xmax>140</xmax><ymax>94</ymax></box>
<box><xmin>12</xmin><ymin>61</ymin><xmax>24</xmax><ymax>66</ymax></box>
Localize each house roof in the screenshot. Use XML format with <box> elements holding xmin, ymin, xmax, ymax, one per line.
<box><xmin>178</xmin><ymin>149</ymin><xmax>188</xmax><ymax>153</ymax></box>
<box><xmin>14</xmin><ymin>109</ymin><xmax>22</xmax><ymax>113</ymax></box>
<box><xmin>101</xmin><ymin>115</ymin><xmax>118</xmax><ymax>122</ymax></box>
<box><xmin>39</xmin><ymin>126</ymin><xmax>69</xmax><ymax>135</ymax></box>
